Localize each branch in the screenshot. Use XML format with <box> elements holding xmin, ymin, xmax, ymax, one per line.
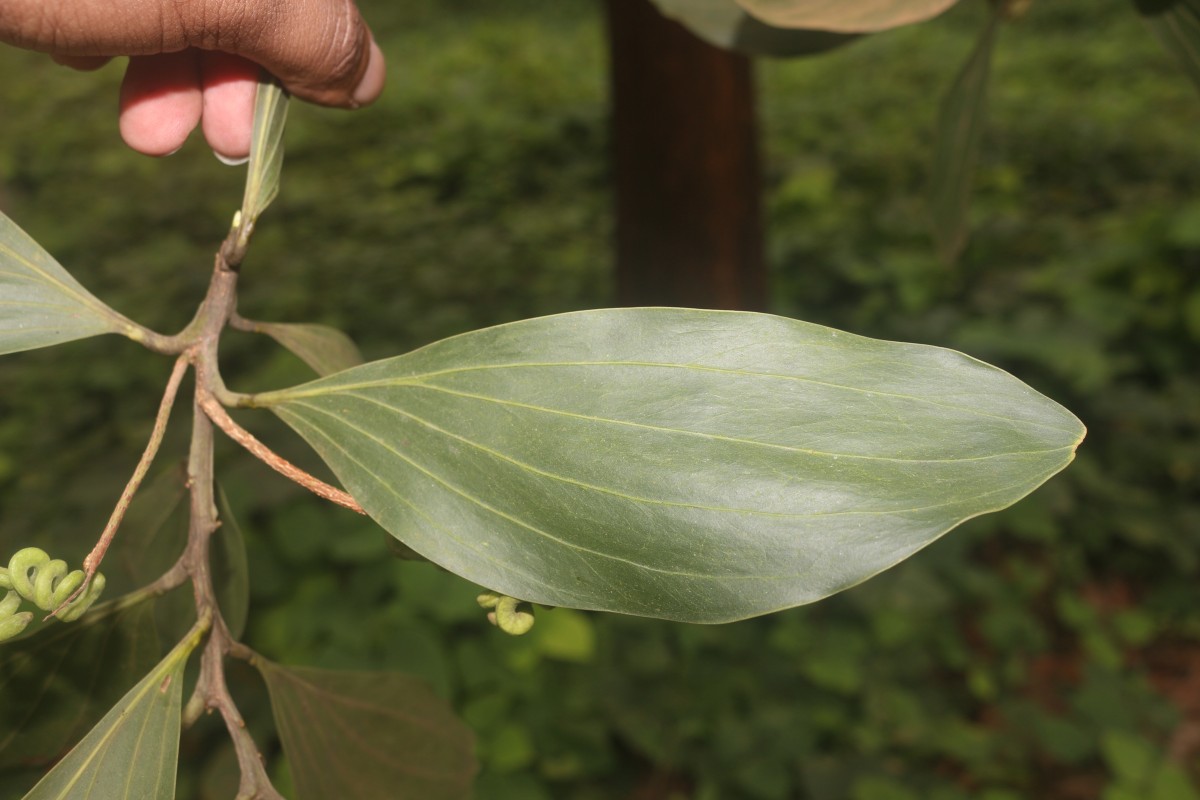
<box><xmin>198</xmin><ymin>390</ymin><xmax>366</xmax><ymax>515</ymax></box>
<box><xmin>49</xmin><ymin>356</ymin><xmax>191</xmax><ymax>619</ymax></box>
<box><xmin>196</xmin><ymin>619</ymin><xmax>285</xmax><ymax>800</ymax></box>
<box><xmin>184</xmin><ymin>385</ymin><xmax>285</xmax><ymax>800</ymax></box>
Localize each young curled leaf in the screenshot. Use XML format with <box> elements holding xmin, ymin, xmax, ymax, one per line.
<box><xmin>494</xmin><ymin>597</ymin><xmax>536</xmax><ymax>636</ymax></box>
<box><xmin>7</xmin><ymin>548</ymin><xmax>54</xmax><ymax>606</ymax></box>
<box><xmin>0</xmin><ymin>591</ymin><xmax>33</xmax><ymax>642</ymax></box>
<box><xmin>5</xmin><ymin>548</ymin><xmax>106</xmax><ymax>621</ymax></box>
<box><xmin>56</xmin><ymin>574</ymin><xmax>106</xmax><ymax>623</ymax></box>
<box><xmin>477</xmin><ymin>592</ymin><xmax>536</xmax><ymax>635</ymax></box>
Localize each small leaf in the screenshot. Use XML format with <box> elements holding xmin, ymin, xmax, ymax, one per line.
<box><xmin>0</xmin><ymin>211</ymin><xmax>132</xmax><ymax>356</ymax></box>
<box><xmin>249</xmin><ymin>321</ymin><xmax>364</xmax><ymax>377</ymax></box>
<box><xmin>215</xmin><ymin>485</ymin><xmax>250</xmax><ymax>640</ymax></box>
<box><xmin>255</xmin><ymin>308</ymin><xmax>1085</xmax><ymax>623</ymax></box>
<box><xmin>733</xmin><ymin>0</ymin><xmax>960</xmax><ymax>32</ymax></box>
<box><xmin>238</xmin><ymin>74</ymin><xmax>289</xmax><ymax>242</ymax></box>
<box><xmin>930</xmin><ymin>10</ymin><xmax>1001</xmax><ymax>263</ymax></box>
<box><xmin>1136</xmin><ymin>0</ymin><xmax>1200</xmax><ymax>92</ymax></box>
<box><xmin>257</xmin><ymin>660</ymin><xmax>477</xmax><ymax>800</ymax></box>
<box><xmin>651</xmin><ymin>0</ymin><xmax>861</xmax><ymax>56</ymax></box>
<box><xmin>20</xmin><ymin>620</ymin><xmax>203</xmax><ymax>800</ymax></box>
<box><xmin>0</xmin><ymin>598</ymin><xmax>160</xmax><ymax>770</ymax></box>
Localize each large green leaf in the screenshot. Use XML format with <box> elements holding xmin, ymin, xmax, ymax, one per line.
<box><xmin>254</xmin><ymin>308</ymin><xmax>1085</xmax><ymax>623</ymax></box>
<box><xmin>0</xmin><ymin>211</ymin><xmax>131</xmax><ymax>356</ymax></box>
<box><xmin>733</xmin><ymin>0</ymin><xmax>960</xmax><ymax>31</ymax></box>
<box><xmin>930</xmin><ymin>10</ymin><xmax>1001</xmax><ymax>263</ymax></box>
<box><xmin>1136</xmin><ymin>0</ymin><xmax>1200</xmax><ymax>92</ymax></box>
<box><xmin>20</xmin><ymin>621</ymin><xmax>202</xmax><ymax>800</ymax></box>
<box><xmin>651</xmin><ymin>0</ymin><xmax>861</xmax><ymax>57</ymax></box>
<box><xmin>257</xmin><ymin>660</ymin><xmax>477</xmax><ymax>800</ymax></box>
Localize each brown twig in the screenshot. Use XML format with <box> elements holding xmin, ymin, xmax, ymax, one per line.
<box><xmin>48</xmin><ymin>355</ymin><xmax>191</xmax><ymax>619</ymax></box>
<box><xmin>192</xmin><ymin>614</ymin><xmax>284</xmax><ymax>800</ymax></box>
<box><xmin>197</xmin><ymin>389</ymin><xmax>366</xmax><ymax>515</ymax></box>
<box><xmin>184</xmin><ymin>386</ymin><xmax>286</xmax><ymax>800</ymax></box>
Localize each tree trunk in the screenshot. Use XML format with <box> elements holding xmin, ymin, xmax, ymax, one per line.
<box><xmin>605</xmin><ymin>0</ymin><xmax>767</xmax><ymax>311</ymax></box>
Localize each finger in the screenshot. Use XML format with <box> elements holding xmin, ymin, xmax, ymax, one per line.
<box><xmin>118</xmin><ymin>51</ymin><xmax>203</xmax><ymax>157</ymax></box>
<box><xmin>216</xmin><ymin>2</ymin><xmax>387</xmax><ymax>109</ymax></box>
<box><xmin>1</xmin><ymin>0</ymin><xmax>386</xmax><ymax>110</ymax></box>
<box><xmin>200</xmin><ymin>52</ymin><xmax>259</xmax><ymax>162</ymax></box>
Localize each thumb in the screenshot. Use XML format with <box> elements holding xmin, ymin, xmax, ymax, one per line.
<box><xmin>0</xmin><ymin>0</ymin><xmax>385</xmax><ymax>108</ymax></box>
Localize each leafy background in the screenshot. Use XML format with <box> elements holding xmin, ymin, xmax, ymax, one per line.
<box><xmin>0</xmin><ymin>0</ymin><xmax>1198</xmax><ymax>798</ymax></box>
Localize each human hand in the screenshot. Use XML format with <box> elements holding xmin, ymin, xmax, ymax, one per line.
<box><xmin>0</xmin><ymin>0</ymin><xmax>386</xmax><ymax>160</ymax></box>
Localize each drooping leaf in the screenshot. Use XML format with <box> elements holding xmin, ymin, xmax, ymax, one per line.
<box><xmin>930</xmin><ymin>10</ymin><xmax>1001</xmax><ymax>263</ymax></box>
<box><xmin>651</xmin><ymin>0</ymin><xmax>861</xmax><ymax>56</ymax></box>
<box><xmin>105</xmin><ymin>462</ymin><xmax>188</xmax><ymax>595</ymax></box>
<box><xmin>257</xmin><ymin>660</ymin><xmax>477</xmax><ymax>800</ymax></box>
<box><xmin>0</xmin><ymin>597</ymin><xmax>160</xmax><ymax>770</ymax></box>
<box><xmin>238</xmin><ymin>74</ymin><xmax>289</xmax><ymax>244</ymax></box>
<box><xmin>733</xmin><ymin>0</ymin><xmax>960</xmax><ymax>32</ymax></box>
<box><xmin>215</xmin><ymin>485</ymin><xmax>250</xmax><ymax>639</ymax></box>
<box><xmin>18</xmin><ymin>617</ymin><xmax>203</xmax><ymax>800</ymax></box>
<box><xmin>0</xmin><ymin>211</ymin><xmax>134</xmax><ymax>356</ymax></box>
<box><xmin>254</xmin><ymin>308</ymin><xmax>1085</xmax><ymax>624</ymax></box>
<box><xmin>248</xmin><ymin>321</ymin><xmax>364</xmax><ymax>377</ymax></box>
<box><xmin>0</xmin><ymin>465</ymin><xmax>189</xmax><ymax>769</ymax></box>
<box><xmin>1136</xmin><ymin>0</ymin><xmax>1200</xmax><ymax>92</ymax></box>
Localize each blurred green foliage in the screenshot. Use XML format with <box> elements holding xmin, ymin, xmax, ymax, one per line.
<box><xmin>0</xmin><ymin>0</ymin><xmax>1197</xmax><ymax>797</ymax></box>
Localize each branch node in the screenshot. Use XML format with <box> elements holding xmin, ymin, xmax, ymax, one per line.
<box><xmin>199</xmin><ymin>390</ymin><xmax>366</xmax><ymax>515</ymax></box>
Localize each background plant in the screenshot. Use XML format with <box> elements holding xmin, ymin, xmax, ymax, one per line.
<box><xmin>0</xmin><ymin>1</ymin><xmax>1197</xmax><ymax>798</ymax></box>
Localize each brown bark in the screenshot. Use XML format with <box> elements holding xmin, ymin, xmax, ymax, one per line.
<box><xmin>605</xmin><ymin>0</ymin><xmax>767</xmax><ymax>311</ymax></box>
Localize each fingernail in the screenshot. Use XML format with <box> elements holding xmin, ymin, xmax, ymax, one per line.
<box><xmin>351</xmin><ymin>39</ymin><xmax>386</xmax><ymax>108</ymax></box>
<box><xmin>214</xmin><ymin>150</ymin><xmax>250</xmax><ymax>166</ymax></box>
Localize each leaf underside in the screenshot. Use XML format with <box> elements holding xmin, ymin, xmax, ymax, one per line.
<box><xmin>0</xmin><ymin>600</ymin><xmax>160</xmax><ymax>772</ymax></box>
<box><xmin>21</xmin><ymin>624</ymin><xmax>194</xmax><ymax>800</ymax></box>
<box><xmin>0</xmin><ymin>211</ymin><xmax>125</xmax><ymax>356</ymax></box>
<box><xmin>651</xmin><ymin>0</ymin><xmax>861</xmax><ymax>56</ymax></box>
<box><xmin>732</xmin><ymin>0</ymin><xmax>960</xmax><ymax>32</ymax></box>
<box><xmin>260</xmin><ymin>308</ymin><xmax>1085</xmax><ymax>624</ymax></box>
<box><xmin>258</xmin><ymin>661</ymin><xmax>477</xmax><ymax>800</ymax></box>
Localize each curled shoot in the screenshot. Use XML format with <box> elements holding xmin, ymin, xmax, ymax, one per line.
<box><xmin>0</xmin><ymin>548</ymin><xmax>106</xmax><ymax>641</ymax></box>
<box><xmin>477</xmin><ymin>592</ymin><xmax>536</xmax><ymax>636</ymax></box>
